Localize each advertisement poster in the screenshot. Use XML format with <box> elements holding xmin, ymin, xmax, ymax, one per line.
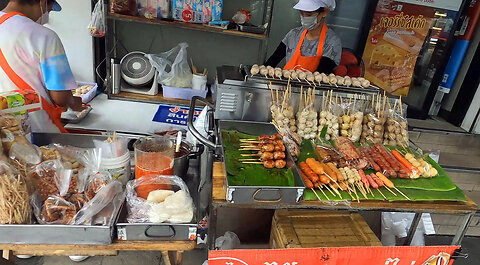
<box><xmin>362</xmin><ymin>0</ymin><xmax>437</xmax><ymax>96</ymax></box>
<box><xmin>209</xmin><ymin>246</ymin><xmax>458</xmax><ymax>265</ymax></box>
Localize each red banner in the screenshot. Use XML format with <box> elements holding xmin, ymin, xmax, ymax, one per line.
<box><xmin>209</xmin><ymin>246</ymin><xmax>459</xmax><ymax>265</ymax></box>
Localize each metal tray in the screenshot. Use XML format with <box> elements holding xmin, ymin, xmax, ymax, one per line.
<box><xmin>61</xmin><ymin>106</ymin><xmax>93</xmax><ymax>124</ymax></box>
<box><xmin>242</xmin><ymin>65</ymin><xmax>381</xmax><ymax>95</ymax></box>
<box><xmin>116</xmin><ymin>202</ymin><xmax>198</xmax><ymax>241</ymax></box>
<box><xmin>219</xmin><ymin>120</ymin><xmax>305</xmax><ymax>204</ymax></box>
<box><xmin>0</xmin><ymin>224</ymin><xmax>116</xmax><ymax>245</ymax></box>
<box><xmin>0</xmin><ymin>133</ymin><xmax>125</xmax><ymax>245</ymax></box>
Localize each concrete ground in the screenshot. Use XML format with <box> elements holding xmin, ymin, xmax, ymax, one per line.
<box><xmin>12</xmin><ymin>249</ymin><xmax>207</xmax><ymax>265</ymax></box>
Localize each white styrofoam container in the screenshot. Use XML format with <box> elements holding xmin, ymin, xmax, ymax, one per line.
<box><xmin>76</xmin><ymin>81</ymin><xmax>98</xmax><ymax>103</ymax></box>
<box><xmin>162</xmin><ymin>85</ymin><xmax>208</xmax><ymax>100</ymax></box>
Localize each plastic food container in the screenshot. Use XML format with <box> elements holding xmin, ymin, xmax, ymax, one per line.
<box><xmin>162</xmin><ymin>85</ymin><xmax>208</xmax><ymax>100</ymax></box>
<box><xmin>76</xmin><ymin>81</ymin><xmax>98</xmax><ymax>103</ymax></box>
<box><xmin>100</xmin><ymin>151</ymin><xmax>132</xmax><ymax>185</ymax></box>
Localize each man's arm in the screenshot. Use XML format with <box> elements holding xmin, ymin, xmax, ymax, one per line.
<box><xmin>49</xmin><ymin>91</ymin><xmax>83</xmax><ymax>111</ymax></box>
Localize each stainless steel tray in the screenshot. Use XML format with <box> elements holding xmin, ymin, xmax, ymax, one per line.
<box><xmin>242</xmin><ymin>65</ymin><xmax>381</xmax><ymax>95</ymax></box>
<box><xmin>61</xmin><ymin>106</ymin><xmax>93</xmax><ymax>124</ymax></box>
<box><xmin>0</xmin><ymin>224</ymin><xmax>116</xmax><ymax>245</ymax></box>
<box><xmin>116</xmin><ymin>202</ymin><xmax>197</xmax><ymax>241</ymax></box>
<box><xmin>219</xmin><ymin>120</ymin><xmax>305</xmax><ymax>204</ymax></box>
<box><xmin>0</xmin><ymin>133</ymin><xmax>125</xmax><ymax>245</ymax></box>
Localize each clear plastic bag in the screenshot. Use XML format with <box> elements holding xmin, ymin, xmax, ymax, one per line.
<box><xmin>0</xmin><ymin>162</ymin><xmax>31</xmax><ymax>224</ymax></box>
<box><xmin>84</xmin><ymin>171</ymin><xmax>113</xmax><ymax>201</ymax></box>
<box><xmin>338</xmin><ymin>97</ymin><xmax>364</xmax><ymax>142</ymax></box>
<box><xmin>383</xmin><ymin>100</ymin><xmax>408</xmax><ymax>147</ymax></box>
<box><xmin>318</xmin><ymin>92</ymin><xmax>339</xmax><ymax>141</ymax></box>
<box><xmin>360</xmin><ymin>95</ymin><xmax>386</xmax><ymax>144</ymax></box>
<box><xmin>296</xmin><ymin>88</ymin><xmax>317</xmax><ymax>140</ymax></box>
<box><xmin>126</xmin><ymin>175</ymin><xmax>194</xmax><ymax>224</ymax></box>
<box><xmin>32</xmin><ymin>194</ymin><xmax>76</xmax><ymax>225</ymax></box>
<box><xmin>74</xmin><ymin>181</ymin><xmax>124</xmax><ymax>225</ymax></box>
<box><xmin>0</xmin><ymin>114</ymin><xmax>41</xmax><ymax>175</ymax></box>
<box><xmin>270</xmin><ymin>87</ymin><xmax>296</xmax><ymax>133</ymax></box>
<box><xmin>146</xmin><ymin>43</ymin><xmax>193</xmax><ymax>88</ymax></box>
<box><xmin>32</xmin><ymin>160</ymin><xmax>76</xmax><ymax>200</ymax></box>
<box><xmin>88</xmin><ymin>0</ymin><xmax>105</xmax><ymax>37</ymax></box>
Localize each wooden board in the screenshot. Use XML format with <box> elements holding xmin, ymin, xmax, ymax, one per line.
<box><xmin>108</xmin><ymin>13</ymin><xmax>267</xmax><ymax>40</ymax></box>
<box><xmin>271</xmin><ymin>210</ymin><xmax>381</xmax><ymax>248</ymax></box>
<box><xmin>213</xmin><ymin>161</ymin><xmax>227</xmax><ymax>202</ymax></box>
<box><xmin>0</xmin><ymin>240</ymin><xmax>196</xmax><ymax>257</ymax></box>
<box><xmin>212</xmin><ymin>161</ymin><xmax>478</xmax><ymax>214</ymax></box>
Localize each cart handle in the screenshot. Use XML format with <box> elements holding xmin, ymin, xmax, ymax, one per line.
<box><xmin>252</xmin><ymin>188</ymin><xmax>283</xmax><ymax>203</ymax></box>
<box><xmin>144</xmin><ymin>225</ymin><xmax>176</xmax><ymax>238</ymax></box>
<box><xmin>187</xmin><ymin>96</ymin><xmax>218</xmax><ymax>150</ymax></box>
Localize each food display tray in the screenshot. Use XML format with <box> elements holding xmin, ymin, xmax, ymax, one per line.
<box><xmin>242</xmin><ymin>65</ymin><xmax>381</xmax><ymax>95</ymax></box>
<box><xmin>61</xmin><ymin>106</ymin><xmax>93</xmax><ymax>124</ymax></box>
<box><xmin>0</xmin><ymin>133</ymin><xmax>124</xmax><ymax>245</ymax></box>
<box><xmin>116</xmin><ymin>202</ymin><xmax>198</xmax><ymax>241</ymax></box>
<box><xmin>0</xmin><ymin>223</ymin><xmax>117</xmax><ymax>245</ymax></box>
<box><xmin>219</xmin><ymin>120</ymin><xmax>305</xmax><ymax>204</ymax></box>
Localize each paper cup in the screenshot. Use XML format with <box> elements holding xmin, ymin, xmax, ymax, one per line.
<box><xmin>192</xmin><ymin>74</ymin><xmax>207</xmax><ymax>90</ymax></box>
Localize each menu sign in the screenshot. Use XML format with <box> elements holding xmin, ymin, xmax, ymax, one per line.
<box><xmin>362</xmin><ymin>0</ymin><xmax>436</xmax><ymax>95</ymax></box>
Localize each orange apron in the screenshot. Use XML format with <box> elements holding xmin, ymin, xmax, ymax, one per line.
<box><xmin>0</xmin><ymin>12</ymin><xmax>67</xmax><ymax>133</ymax></box>
<box><xmin>284</xmin><ymin>24</ymin><xmax>328</xmax><ymax>72</ymax></box>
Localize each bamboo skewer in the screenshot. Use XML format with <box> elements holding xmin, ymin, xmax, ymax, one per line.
<box><xmin>376</xmin><ymin>188</ymin><xmax>387</xmax><ymax>200</ymax></box>
<box><xmin>394</xmin><ymin>187</ymin><xmax>411</xmax><ymax>201</ymax></box>
<box><xmin>384</xmin><ymin>186</ymin><xmax>397</xmax><ymax>196</ymax></box>
<box><xmin>324</xmin><ymin>185</ymin><xmax>336</xmax><ymax>197</ymax></box>
<box><xmin>241</xmin><ymin>161</ymin><xmax>262</xmax><ymax>164</ymax></box>
<box><xmin>311</xmin><ymin>188</ymin><xmax>322</xmax><ymax>201</ymax></box>
<box><xmin>318</xmin><ymin>187</ymin><xmax>330</xmax><ymax>201</ymax></box>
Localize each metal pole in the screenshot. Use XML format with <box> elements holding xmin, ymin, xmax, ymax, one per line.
<box><xmin>452</xmin><ymin>213</ymin><xmax>474</xmax><ymax>245</ymax></box>
<box><xmin>403</xmin><ymin>213</ymin><xmax>421</xmax><ymax>246</ymax></box>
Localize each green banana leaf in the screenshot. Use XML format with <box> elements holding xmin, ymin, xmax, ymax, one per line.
<box><xmin>299</xmin><ymin>140</ymin><xmax>465</xmax><ymax>202</ymax></box>
<box><xmin>222</xmin><ymin>130</ymin><xmax>295</xmax><ymax>187</ymax></box>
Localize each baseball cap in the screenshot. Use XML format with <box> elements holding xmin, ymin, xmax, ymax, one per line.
<box><xmin>52</xmin><ymin>0</ymin><xmax>62</xmax><ymax>11</ymax></box>
<box><xmin>293</xmin><ymin>0</ymin><xmax>336</xmax><ymax>12</ymax></box>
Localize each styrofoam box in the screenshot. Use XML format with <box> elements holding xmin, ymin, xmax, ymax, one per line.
<box><xmin>76</xmin><ymin>81</ymin><xmax>98</xmax><ymax>103</ymax></box>
<box><xmin>162</xmin><ymin>85</ymin><xmax>208</xmax><ymax>100</ymax></box>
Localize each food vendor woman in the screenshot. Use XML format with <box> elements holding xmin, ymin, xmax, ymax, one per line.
<box><xmin>265</xmin><ymin>0</ymin><xmax>341</xmax><ymax>74</ymax></box>
<box><xmin>0</xmin><ymin>0</ymin><xmax>84</xmax><ymax>133</ymax></box>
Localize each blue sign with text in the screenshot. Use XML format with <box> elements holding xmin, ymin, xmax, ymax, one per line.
<box><xmin>152</xmin><ymin>105</ymin><xmax>202</xmax><ymax>126</ymax></box>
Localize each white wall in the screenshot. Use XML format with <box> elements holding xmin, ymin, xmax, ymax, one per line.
<box><xmin>47</xmin><ymin>0</ymin><xmax>94</xmax><ymax>82</ymax></box>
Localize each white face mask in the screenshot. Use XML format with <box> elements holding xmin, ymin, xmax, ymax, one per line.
<box><xmin>300</xmin><ymin>14</ymin><xmax>319</xmax><ymax>30</ymax></box>
<box><xmin>36</xmin><ymin>1</ymin><xmax>49</xmax><ymax>25</ymax></box>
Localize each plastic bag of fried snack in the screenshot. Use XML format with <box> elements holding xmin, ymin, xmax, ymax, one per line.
<box><xmin>0</xmin><ymin>114</ymin><xmax>41</xmax><ymax>176</ymax></box>
<box><xmin>0</xmin><ymin>162</ymin><xmax>31</xmax><ymax>224</ymax></box>
<box><xmin>74</xmin><ymin>181</ymin><xmax>124</xmax><ymax>225</ymax></box>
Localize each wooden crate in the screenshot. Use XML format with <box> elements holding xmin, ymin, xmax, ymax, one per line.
<box><xmin>270</xmin><ymin>210</ymin><xmax>382</xmax><ymax>248</ymax></box>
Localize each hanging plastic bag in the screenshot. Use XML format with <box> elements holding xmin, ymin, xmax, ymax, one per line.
<box><xmin>146</xmin><ymin>43</ymin><xmax>193</xmax><ymax>88</ymax></box>
<box><xmin>88</xmin><ymin>0</ymin><xmax>105</xmax><ymax>37</ymax></box>
<box><xmin>126</xmin><ymin>175</ymin><xmax>194</xmax><ymax>224</ymax></box>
